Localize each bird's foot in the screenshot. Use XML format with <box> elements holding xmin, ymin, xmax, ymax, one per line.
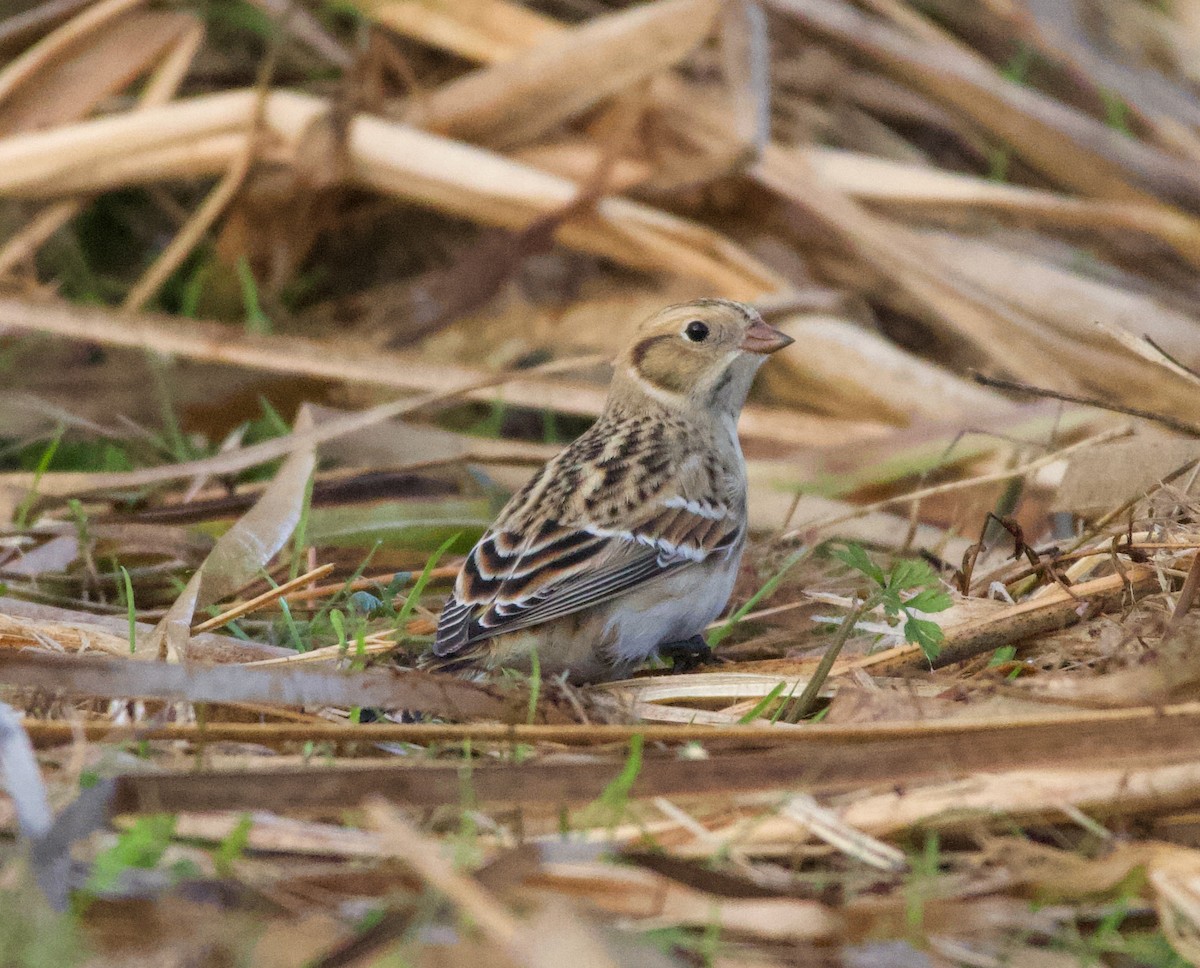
<box><xmin>659</xmin><ymin>635</ymin><xmax>718</xmax><ymax>674</ymax></box>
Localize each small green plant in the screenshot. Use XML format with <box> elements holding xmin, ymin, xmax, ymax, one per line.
<box><xmin>394</xmin><ymin>534</ymin><xmax>458</xmax><ymax>633</ymax></box>
<box><xmin>67</xmin><ymin>499</ymin><xmax>90</xmax><ymax>548</ymax></box>
<box><xmin>1101</xmin><ymin>89</ymin><xmax>1132</xmax><ymax>137</ymax></box>
<box><xmin>904</xmin><ymin>830</ymin><xmax>941</xmax><ymax>938</ymax></box>
<box><xmin>467</xmin><ymin>399</ymin><xmax>509</xmax><ymax>439</ymax></box>
<box><xmin>328</xmin><ymin>607</ymin><xmax>365</xmax><ymax>723</ymax></box>
<box><xmin>784</xmin><ymin>543</ymin><xmax>951</xmax><ymax>721</ymax></box>
<box><xmin>15</xmin><ymin>425</ymin><xmax>64</xmax><ymax>528</ymax></box>
<box><xmin>526</xmin><ymin>646</ymin><xmax>541</xmax><ymax>725</ymax></box>
<box><xmin>85</xmin><ymin>814</ymin><xmax>181</xmax><ymax>895</ymax></box>
<box><xmin>118</xmin><ymin>566</ymin><xmax>137</xmax><ymax>654</ymax></box>
<box><xmin>454</xmin><ymin>739</ymin><xmax>481</xmax><ymax>868</ymax></box>
<box><xmin>213</xmin><ymin>814</ymin><xmax>253</xmax><ymax>877</ymax></box>
<box><xmin>236</xmin><ymin>256</ymin><xmax>272</xmax><ymax>335</ymax></box>
<box><xmin>988</xmin><ymin>645</ymin><xmax>1016</xmax><ymax>666</ymax></box>
<box><xmin>541</xmin><ymin>408</ymin><xmax>562</xmax><ymax>444</ymax></box>
<box><xmin>329</xmin><ymin>607</ymin><xmax>348</xmax><ymax>653</ymax></box>
<box><xmin>577</xmin><ymin>733</ymin><xmax>644</xmax><ymax>831</ymax></box>
<box><xmin>737</xmin><ymin>681</ymin><xmax>787</xmax><ymax>724</ymax></box>
<box><xmin>274</xmin><ymin>593</ymin><xmax>306</xmax><ymax>653</ymax></box>
<box><xmin>1001</xmin><ymin>42</ymin><xmax>1034</xmax><ymax>85</ymax></box>
<box><xmin>832</xmin><ymin>543</ymin><xmax>950</xmax><ymax>658</ymax></box>
<box><xmin>149</xmin><ymin>360</ymin><xmax>195</xmax><ymax>463</ymax></box>
<box><xmin>641</xmin><ymin>915</ymin><xmax>723</xmax><ymax>967</ymax></box>
<box><xmin>177</xmin><ymin>250</ymin><xmax>211</xmax><ymax>318</ymax></box>
<box><xmin>1053</xmin><ymin>892</ymin><xmax>1189</xmax><ymax>967</ymax></box>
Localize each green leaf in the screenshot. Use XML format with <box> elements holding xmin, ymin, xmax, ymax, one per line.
<box><xmin>213</xmin><ymin>814</ymin><xmax>253</xmax><ymax>877</ymax></box>
<box><xmin>879</xmin><ymin>590</ymin><xmax>904</xmax><ymax>617</ymax></box>
<box><xmin>904</xmin><ymin>617</ymin><xmax>944</xmax><ymax>661</ymax></box>
<box><xmin>831</xmin><ymin>543</ymin><xmax>884</xmax><ymax>585</ymax></box>
<box><xmin>15</xmin><ymin>424</ymin><xmax>65</xmax><ymax>529</ymax></box>
<box><xmin>905</xmin><ymin>588</ymin><xmax>953</xmax><ymax>614</ymax></box>
<box><xmin>737</xmin><ymin>681</ymin><xmax>787</xmax><ymax>724</ymax></box>
<box><xmin>579</xmin><ymin>734</ymin><xmax>644</xmax><ymax>830</ymax></box>
<box><xmin>329</xmin><ymin>608</ymin><xmax>347</xmax><ymax>651</ymax></box>
<box><xmin>236</xmin><ymin>256</ymin><xmax>272</xmax><ymax>335</ymax></box>
<box><xmin>87</xmin><ymin>814</ymin><xmax>177</xmax><ymax>894</ymax></box>
<box><xmin>887</xmin><ymin>558</ymin><xmax>937</xmax><ymax>593</ymax></box>
<box><xmin>988</xmin><ymin>645</ymin><xmax>1016</xmax><ymax>667</ymax></box>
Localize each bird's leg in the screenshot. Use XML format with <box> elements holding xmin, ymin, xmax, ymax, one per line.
<box><xmin>659</xmin><ymin>635</ymin><xmax>716</xmax><ymax>674</ymax></box>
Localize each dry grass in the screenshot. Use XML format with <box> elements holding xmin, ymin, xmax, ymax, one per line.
<box><xmin>6</xmin><ymin>0</ymin><xmax>1200</xmax><ymax>965</ymax></box>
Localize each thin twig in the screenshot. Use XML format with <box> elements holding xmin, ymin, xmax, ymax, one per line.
<box><xmin>783</xmin><ymin>600</ymin><xmax>867</xmax><ymax>722</ymax></box>
<box><xmin>972</xmin><ymin>373</ymin><xmax>1200</xmax><ymax>437</ymax></box>
<box><xmin>783</xmin><ymin>425</ymin><xmax>1129</xmax><ymax>540</ymax></box>
<box><xmin>191</xmin><ymin>563</ymin><xmax>335</xmax><ymax>633</ymax></box>
<box><xmin>282</xmin><ymin>565</ymin><xmax>459</xmax><ymax>605</ymax></box>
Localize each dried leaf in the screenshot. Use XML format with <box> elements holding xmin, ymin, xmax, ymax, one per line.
<box><xmin>143</xmin><ymin>408</ymin><xmax>316</xmax><ymax>661</ymax></box>
<box><xmin>0</xmin><ymin>8</ymin><xmax>200</xmax><ymax>135</ymax></box>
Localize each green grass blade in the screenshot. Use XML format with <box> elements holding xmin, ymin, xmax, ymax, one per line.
<box><xmin>708</xmin><ymin>548</ymin><xmax>808</xmax><ymax>647</ymax></box>
<box><xmin>737</xmin><ymin>681</ymin><xmax>786</xmax><ymax>724</ymax></box>
<box><xmin>395</xmin><ymin>533</ymin><xmax>459</xmax><ymax>633</ymax></box>
<box><xmin>15</xmin><ymin>425</ymin><xmax>65</xmax><ymax>528</ymax></box>
<box><xmin>526</xmin><ymin>646</ymin><xmax>541</xmax><ymax>726</ymax></box>
<box><xmin>120</xmin><ymin>566</ymin><xmax>137</xmax><ymax>654</ymax></box>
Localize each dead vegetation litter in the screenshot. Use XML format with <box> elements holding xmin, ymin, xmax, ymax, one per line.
<box><xmin>7</xmin><ymin>0</ymin><xmax>1200</xmax><ymax>965</ymax></box>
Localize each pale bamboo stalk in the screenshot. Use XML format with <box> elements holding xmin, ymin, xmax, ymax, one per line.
<box><xmin>0</xmin><ymin>90</ymin><xmax>786</xmax><ymax>297</ymax></box>
<box><xmin>358</xmin><ymin>0</ymin><xmax>562</xmax><ymax>64</ymax></box>
<box><xmin>0</xmin><ymin>90</ymin><xmax>252</xmax><ymax>193</ymax></box>
<box><xmin>779</xmin><ymin>794</ymin><xmax>907</xmax><ymax>871</ymax></box>
<box><xmin>689</xmin><ymin>761</ymin><xmax>1200</xmax><ymax>856</ymax></box>
<box><xmin>19</xmin><ymin>697</ymin><xmax>1200</xmax><ymax>747</ymax></box>
<box><xmin>22</xmin><ymin>132</ymin><xmax>251</xmax><ymax>195</ymax></box>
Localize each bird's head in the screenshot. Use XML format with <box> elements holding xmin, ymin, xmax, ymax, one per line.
<box><xmin>614</xmin><ymin>299</ymin><xmax>793</xmax><ymax>416</ymax></box>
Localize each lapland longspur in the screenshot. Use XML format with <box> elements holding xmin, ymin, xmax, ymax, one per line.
<box><xmin>428</xmin><ymin>299</ymin><xmax>793</xmax><ymax>683</ymax></box>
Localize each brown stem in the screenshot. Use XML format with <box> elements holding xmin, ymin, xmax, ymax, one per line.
<box><xmin>783</xmin><ymin>599</ymin><xmax>869</xmax><ymax>722</ymax></box>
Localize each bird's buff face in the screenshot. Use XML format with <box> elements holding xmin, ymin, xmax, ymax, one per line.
<box><xmin>617</xmin><ymin>299</ymin><xmax>793</xmax><ymax>416</ymax></box>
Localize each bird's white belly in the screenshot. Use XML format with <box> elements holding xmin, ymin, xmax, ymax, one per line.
<box><xmin>601</xmin><ymin>553</ymin><xmax>741</xmax><ymax>667</ymax></box>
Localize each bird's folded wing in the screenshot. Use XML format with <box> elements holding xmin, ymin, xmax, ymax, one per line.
<box><xmin>433</xmin><ymin>502</ymin><xmax>741</xmax><ymax>658</ymax></box>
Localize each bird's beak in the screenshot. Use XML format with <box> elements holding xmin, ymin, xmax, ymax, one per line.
<box><xmin>739</xmin><ymin>319</ymin><xmax>795</xmax><ymax>355</ymax></box>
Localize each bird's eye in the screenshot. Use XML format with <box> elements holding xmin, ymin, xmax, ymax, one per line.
<box><xmin>684</xmin><ymin>320</ymin><xmax>709</xmax><ymax>342</ymax></box>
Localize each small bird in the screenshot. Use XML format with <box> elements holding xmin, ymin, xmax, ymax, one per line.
<box><xmin>428</xmin><ymin>299</ymin><xmax>793</xmax><ymax>683</ymax></box>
